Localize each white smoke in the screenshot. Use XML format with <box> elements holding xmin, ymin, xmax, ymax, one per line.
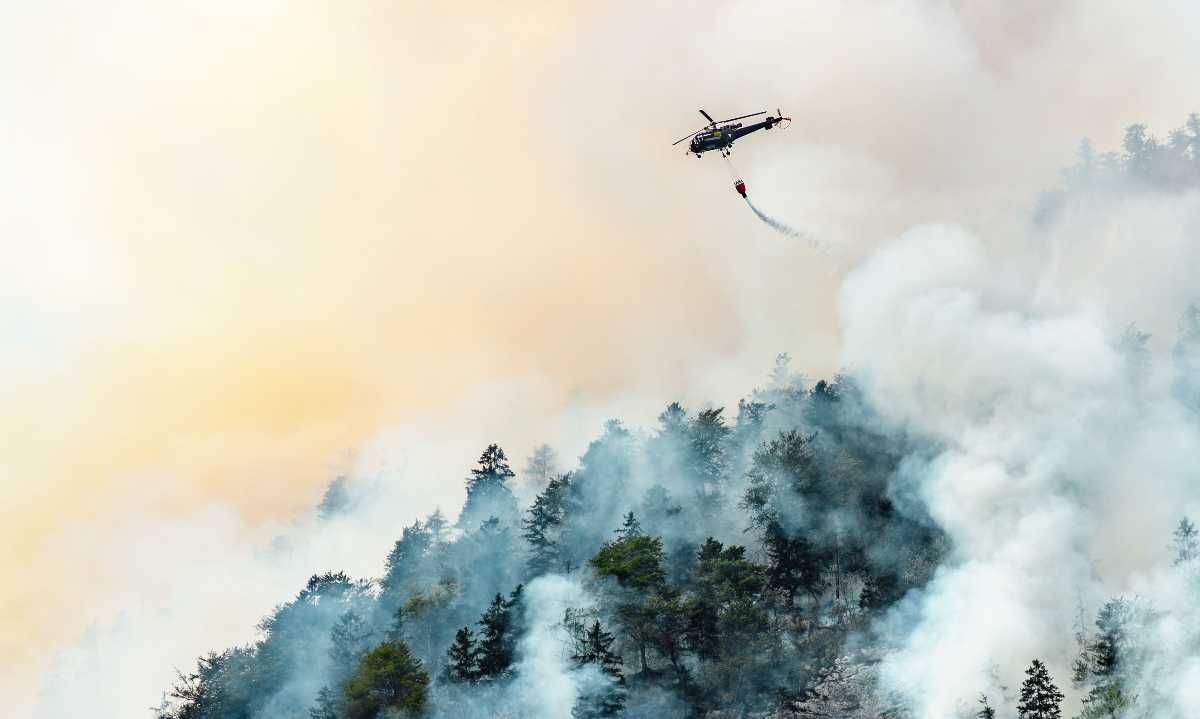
<box><xmin>508</xmin><ymin>575</ymin><xmax>592</xmax><ymax>719</ymax></box>
<box><xmin>840</xmin><ymin>206</ymin><xmax>1200</xmax><ymax>716</ymax></box>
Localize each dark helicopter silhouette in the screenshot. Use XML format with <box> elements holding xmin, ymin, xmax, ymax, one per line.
<box><xmin>672</xmin><ymin>108</ymin><xmax>791</xmax><ymax>158</ymax></box>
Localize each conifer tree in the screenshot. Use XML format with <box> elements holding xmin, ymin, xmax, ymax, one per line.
<box><xmin>385</xmin><ymin>604</ymin><xmax>405</xmax><ymax>643</ymax></box>
<box><xmin>614</xmin><ymin>510</ymin><xmax>643</xmax><ymax>538</ymax></box>
<box><xmin>1171</xmin><ymin>516</ymin><xmax>1198</xmax><ymax>565</ymax></box>
<box><xmin>523</xmin><ymin>474</ymin><xmax>571</xmax><ymax>575</ymax></box>
<box><xmin>308</xmin><ymin>686</ymin><xmax>339</xmax><ymax>719</ymax></box>
<box><xmin>475</xmin><ymin>586</ymin><xmax>524</xmax><ymax>680</ymax></box>
<box><xmin>571</xmin><ymin>620</ymin><xmax>625</xmax><ymax>719</ymax></box>
<box><xmin>1078</xmin><ymin>598</ymin><xmax>1145</xmax><ymax>718</ymax></box>
<box><xmin>976</xmin><ymin>694</ymin><xmax>995</xmax><ymax>719</ymax></box>
<box><xmin>381</xmin><ymin>520</ymin><xmax>433</xmax><ymax>600</ymax></box>
<box><xmin>425</xmin><ymin>508</ymin><xmax>448</xmax><ymax>545</ymax></box>
<box><xmin>459</xmin><ymin>444</ymin><xmax>520</xmax><ymax>529</ymax></box>
<box><xmin>446</xmin><ymin>627</ymin><xmax>479</xmax><ymax>683</ymax></box>
<box><xmin>523</xmin><ymin>444</ymin><xmax>560</xmax><ymax>493</ymax></box>
<box><xmin>1017</xmin><ymin>659</ymin><xmax>1064</xmax><ymax>719</ymax></box>
<box><xmin>328</xmin><ymin>610</ymin><xmax>373</xmax><ymax>683</ymax></box>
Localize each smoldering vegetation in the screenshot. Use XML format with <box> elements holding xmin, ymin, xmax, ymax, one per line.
<box><xmin>154</xmin><ymin>118</ymin><xmax>1200</xmax><ymax>719</ymax></box>
<box><xmin>154</xmin><ymin>360</ymin><xmax>943</xmax><ymax>719</ymax></box>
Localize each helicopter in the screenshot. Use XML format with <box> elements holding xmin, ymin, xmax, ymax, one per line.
<box><xmin>672</xmin><ymin>108</ymin><xmax>791</xmax><ymax>158</ymax></box>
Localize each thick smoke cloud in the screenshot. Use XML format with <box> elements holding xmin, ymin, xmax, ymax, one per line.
<box><xmin>9</xmin><ymin>2</ymin><xmax>1200</xmax><ymax>717</ymax></box>
<box><xmin>841</xmin><ymin>206</ymin><xmax>1200</xmax><ymax>715</ymax></box>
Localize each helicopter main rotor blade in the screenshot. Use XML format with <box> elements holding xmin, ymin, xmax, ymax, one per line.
<box><xmin>672</xmin><ymin>127</ymin><xmax>705</xmax><ymax>146</ymax></box>
<box><xmin>699</xmin><ymin>109</ymin><xmax>716</xmax><ymax>125</ymax></box>
<box><xmin>716</xmin><ymin>111</ymin><xmax>767</xmax><ymax>124</ymax></box>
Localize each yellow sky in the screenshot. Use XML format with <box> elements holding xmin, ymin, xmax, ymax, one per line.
<box><xmin>5</xmin><ymin>1</ymin><xmax>1200</xmax><ymax>715</ymax></box>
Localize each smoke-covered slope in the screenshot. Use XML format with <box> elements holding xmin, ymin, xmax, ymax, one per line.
<box><xmin>150</xmin><ymin>121</ymin><xmax>1200</xmax><ymax>719</ymax></box>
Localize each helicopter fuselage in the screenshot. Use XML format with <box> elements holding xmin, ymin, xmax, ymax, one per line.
<box><xmin>689</xmin><ymin>115</ymin><xmax>781</xmax><ymax>156</ymax></box>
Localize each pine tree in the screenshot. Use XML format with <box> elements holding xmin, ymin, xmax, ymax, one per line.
<box><xmin>1090</xmin><ymin>599</ymin><xmax>1133</xmax><ymax>678</ymax></box>
<box><xmin>614</xmin><ymin>510</ymin><xmax>643</xmax><ymax>538</ymax></box>
<box><xmin>762</xmin><ymin>522</ymin><xmax>825</xmax><ymax>609</ymax></box>
<box><xmin>1078</xmin><ymin>598</ymin><xmax>1146</xmax><ymax>718</ymax></box>
<box><xmin>459</xmin><ymin>444</ymin><xmax>520</xmax><ymax>529</ymax></box>
<box><xmin>688</xmin><ymin>407</ymin><xmax>731</xmax><ymax>513</ymax></box>
<box><xmin>571</xmin><ymin>620</ymin><xmax>625</xmax><ymax>719</ymax></box>
<box><xmin>1017</xmin><ymin>659</ymin><xmax>1064</xmax><ymax>719</ymax></box>
<box><xmin>317</xmin><ymin>477</ymin><xmax>353</xmax><ymax>520</ymax></box>
<box><xmin>523</xmin><ymin>444</ymin><xmax>560</xmax><ymax>493</ymax></box>
<box><xmin>381</xmin><ymin>520</ymin><xmax>433</xmax><ymax>600</ymax></box>
<box><xmin>446</xmin><ymin>627</ymin><xmax>480</xmax><ymax>683</ymax></box>
<box><xmin>523</xmin><ymin>473</ymin><xmax>571</xmax><ymax>575</ymax></box>
<box><xmin>328</xmin><ymin>610</ymin><xmax>373</xmax><ymax>683</ymax></box>
<box><xmin>308</xmin><ymin>686</ymin><xmax>339</xmax><ymax>719</ymax></box>
<box><xmin>1171</xmin><ymin>516</ymin><xmax>1198</xmax><ymax>565</ymax></box>
<box><xmin>475</xmin><ymin>586</ymin><xmax>524</xmax><ymax>680</ymax></box>
<box><xmin>976</xmin><ymin>693</ymin><xmax>995</xmax><ymax>719</ymax></box>
<box><xmin>425</xmin><ymin>508</ymin><xmax>448</xmax><ymax>545</ymax></box>
<box><xmin>385</xmin><ymin>604</ymin><xmax>405</xmax><ymax>643</ymax></box>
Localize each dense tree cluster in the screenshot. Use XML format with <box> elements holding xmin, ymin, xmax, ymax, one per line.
<box><xmin>158</xmin><ymin>362</ymin><xmax>947</xmax><ymax>719</ymax></box>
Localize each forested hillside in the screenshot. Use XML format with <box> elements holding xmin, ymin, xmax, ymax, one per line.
<box><xmin>155</xmin><ymin>119</ymin><xmax>1200</xmax><ymax>719</ymax></box>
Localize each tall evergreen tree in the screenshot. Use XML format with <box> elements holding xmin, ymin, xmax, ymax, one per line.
<box><xmin>976</xmin><ymin>694</ymin><xmax>996</xmax><ymax>719</ymax></box>
<box><xmin>328</xmin><ymin>609</ymin><xmax>369</xmax><ymax>676</ymax></box>
<box><xmin>308</xmin><ymin>686</ymin><xmax>338</xmax><ymax>719</ymax></box>
<box><xmin>475</xmin><ymin>586</ymin><xmax>524</xmax><ymax>680</ymax></box>
<box><xmin>523</xmin><ymin>473</ymin><xmax>571</xmax><ymax>575</ymax></box>
<box><xmin>1171</xmin><ymin>516</ymin><xmax>1198</xmax><ymax>565</ymax></box>
<box><xmin>425</xmin><ymin>508</ymin><xmax>448</xmax><ymax>545</ymax></box>
<box><xmin>688</xmin><ymin>407</ymin><xmax>731</xmax><ymax>513</ymax></box>
<box><xmin>1017</xmin><ymin>659</ymin><xmax>1064</xmax><ymax>719</ymax></box>
<box><xmin>571</xmin><ymin>620</ymin><xmax>626</xmax><ymax>719</ymax></box>
<box><xmin>381</xmin><ymin>520</ymin><xmax>433</xmax><ymax>601</ymax></box>
<box><xmin>522</xmin><ymin>444</ymin><xmax>560</xmax><ymax>494</ymax></box>
<box><xmin>328</xmin><ymin>610</ymin><xmax>373</xmax><ymax>685</ymax></box>
<box><xmin>1078</xmin><ymin>598</ymin><xmax>1146</xmax><ymax>718</ymax></box>
<box><xmin>762</xmin><ymin>522</ymin><xmax>825</xmax><ymax>610</ymax></box>
<box><xmin>317</xmin><ymin>477</ymin><xmax>353</xmax><ymax>520</ymax></box>
<box><xmin>446</xmin><ymin>627</ymin><xmax>480</xmax><ymax>683</ymax></box>
<box><xmin>459</xmin><ymin>444</ymin><xmax>520</xmax><ymax>529</ymax></box>
<box><xmin>614</xmin><ymin>510</ymin><xmax>644</xmax><ymax>538</ymax></box>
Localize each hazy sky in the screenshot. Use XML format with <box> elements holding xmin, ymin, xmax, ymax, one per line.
<box><xmin>4</xmin><ymin>2</ymin><xmax>1200</xmax><ymax>715</ymax></box>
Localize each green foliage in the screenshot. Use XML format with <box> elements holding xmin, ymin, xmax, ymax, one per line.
<box><xmin>459</xmin><ymin>443</ymin><xmax>520</xmax><ymax>529</ymax></box>
<box><xmin>1078</xmin><ymin>682</ymin><xmax>1136</xmax><ymax>719</ymax></box>
<box><xmin>308</xmin><ymin>686</ymin><xmax>339</xmax><ymax>719</ymax></box>
<box><xmin>976</xmin><ymin>693</ymin><xmax>996</xmax><ymax>719</ymax></box>
<box><xmin>570</xmin><ymin>620</ymin><xmax>626</xmax><ymax>719</ymax></box>
<box><xmin>476</xmin><ymin>586</ymin><xmax>524</xmax><ymax>680</ymax></box>
<box><xmin>329</xmin><ymin>610</ymin><xmax>374</xmax><ymax>683</ymax></box>
<box><xmin>1017</xmin><ymin>659</ymin><xmax>1064</xmax><ymax>719</ymax></box>
<box><xmin>614</xmin><ymin>510</ymin><xmax>644</xmax><ymax>539</ymax></box>
<box><xmin>158</xmin><ymin>356</ymin><xmax>954</xmax><ymax>719</ymax></box>
<box><xmin>446</xmin><ymin>627</ymin><xmax>479</xmax><ymax>683</ymax></box>
<box><xmin>522</xmin><ymin>473</ymin><xmax>572</xmax><ymax>575</ymax></box>
<box><xmin>342</xmin><ymin>641</ymin><xmax>429</xmax><ymax>719</ymax></box>
<box><xmin>590</xmin><ymin>535</ymin><xmax>667</xmax><ymax>592</ymax></box>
